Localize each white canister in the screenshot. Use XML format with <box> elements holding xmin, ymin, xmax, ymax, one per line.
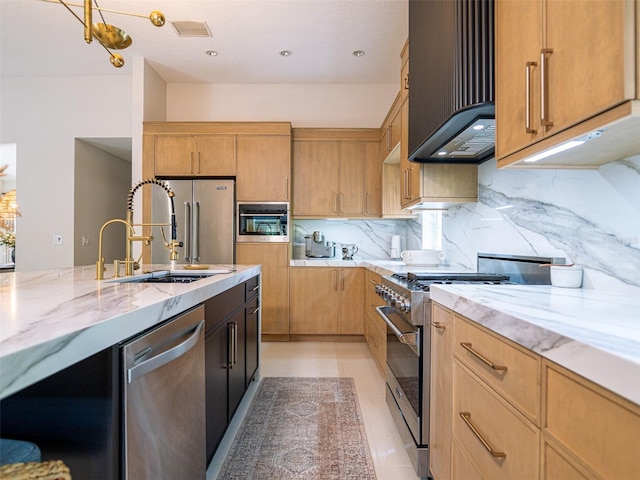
<box><xmin>400</xmin><ymin>249</ymin><xmax>446</xmax><ymax>266</ymax></box>
<box><xmin>550</xmin><ymin>266</ymin><xmax>583</xmax><ymax>288</ymax></box>
<box><xmin>390</xmin><ymin>235</ymin><xmax>405</xmax><ymax>259</ymax></box>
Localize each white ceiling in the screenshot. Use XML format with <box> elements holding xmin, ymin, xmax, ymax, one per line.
<box><xmin>0</xmin><ymin>0</ymin><xmax>408</xmax><ymax>85</ymax></box>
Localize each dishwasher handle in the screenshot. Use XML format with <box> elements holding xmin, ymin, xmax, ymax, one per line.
<box><xmin>127</xmin><ymin>320</ymin><xmax>204</xmax><ymax>383</ymax></box>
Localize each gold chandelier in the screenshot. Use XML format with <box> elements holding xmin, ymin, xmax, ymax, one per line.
<box><xmin>42</xmin><ymin>0</ymin><xmax>165</xmax><ymax>68</ymax></box>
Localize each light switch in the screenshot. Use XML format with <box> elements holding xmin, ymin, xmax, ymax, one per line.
<box><xmin>52</xmin><ymin>234</ymin><xmax>63</xmax><ymax>245</ymax></box>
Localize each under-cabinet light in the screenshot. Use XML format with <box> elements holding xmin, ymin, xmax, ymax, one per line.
<box><xmin>524</xmin><ymin>130</ymin><xmax>604</xmax><ymax>163</ymax></box>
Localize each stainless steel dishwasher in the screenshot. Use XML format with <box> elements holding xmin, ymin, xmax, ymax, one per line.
<box><xmin>122</xmin><ymin>305</ymin><xmax>205</xmax><ymax>479</ymax></box>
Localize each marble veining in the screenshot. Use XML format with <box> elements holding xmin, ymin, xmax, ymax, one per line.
<box><xmin>443</xmin><ymin>156</ymin><xmax>640</xmax><ymax>294</ymax></box>
<box><xmin>430</xmin><ymin>284</ymin><xmax>640</xmax><ymax>405</ymax></box>
<box><xmin>0</xmin><ymin>264</ymin><xmax>261</xmax><ymax>400</ymax></box>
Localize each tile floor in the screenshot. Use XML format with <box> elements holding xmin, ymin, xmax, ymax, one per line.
<box><xmin>207</xmin><ymin>341</ymin><xmax>418</xmax><ymax>480</ymax></box>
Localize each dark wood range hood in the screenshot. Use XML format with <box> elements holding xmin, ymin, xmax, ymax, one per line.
<box><xmin>408</xmin><ymin>0</ymin><xmax>495</xmax><ymax>164</ymax></box>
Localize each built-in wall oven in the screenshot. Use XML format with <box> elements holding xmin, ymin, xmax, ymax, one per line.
<box><xmin>376</xmin><ymin>253</ymin><xmax>562</xmax><ymax>479</ymax></box>
<box><xmin>236</xmin><ymin>202</ymin><xmax>289</xmax><ymax>243</ymax></box>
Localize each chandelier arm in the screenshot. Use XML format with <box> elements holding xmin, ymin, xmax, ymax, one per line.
<box><xmin>93</xmin><ymin>0</ymin><xmax>108</xmax><ymax>25</ymax></box>
<box><xmin>40</xmin><ymin>0</ymin><xmax>157</xmax><ymax>20</ymax></box>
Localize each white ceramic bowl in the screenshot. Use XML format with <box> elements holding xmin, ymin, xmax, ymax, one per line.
<box><xmin>400</xmin><ymin>249</ymin><xmax>445</xmax><ymax>266</ymax></box>
<box><xmin>550</xmin><ymin>265</ymin><xmax>583</xmax><ymax>288</ymax></box>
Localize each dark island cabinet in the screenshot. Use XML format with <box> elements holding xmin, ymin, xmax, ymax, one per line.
<box><xmin>204</xmin><ymin>275</ymin><xmax>260</xmax><ymax>464</ymax></box>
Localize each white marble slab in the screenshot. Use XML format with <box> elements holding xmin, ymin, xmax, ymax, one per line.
<box><xmin>0</xmin><ymin>264</ymin><xmax>261</xmax><ymax>400</ymax></box>
<box><xmin>290</xmin><ymin>259</ymin><xmax>473</xmax><ymax>277</ymax></box>
<box><xmin>430</xmin><ymin>284</ymin><xmax>640</xmax><ymax>406</ymax></box>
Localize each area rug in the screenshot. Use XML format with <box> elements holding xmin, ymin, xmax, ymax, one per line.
<box><xmin>217</xmin><ymin>377</ymin><xmax>377</xmax><ymax>479</ymax></box>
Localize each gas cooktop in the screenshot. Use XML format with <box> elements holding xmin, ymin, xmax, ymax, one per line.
<box><xmin>392</xmin><ymin>272</ymin><xmax>511</xmax><ymax>292</ymax></box>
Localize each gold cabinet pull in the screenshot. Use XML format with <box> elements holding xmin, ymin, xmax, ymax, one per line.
<box><xmin>460</xmin><ymin>412</ymin><xmax>506</xmax><ymax>458</ymax></box>
<box><xmin>525</xmin><ymin>61</ymin><xmax>538</xmax><ymax>134</ymax></box>
<box><xmin>431</xmin><ymin>321</ymin><xmax>446</xmax><ymax>330</ymax></box>
<box><xmin>460</xmin><ymin>342</ymin><xmax>508</xmax><ymax>372</ymax></box>
<box><xmin>540</xmin><ymin>48</ymin><xmax>554</xmax><ymax>127</ymax></box>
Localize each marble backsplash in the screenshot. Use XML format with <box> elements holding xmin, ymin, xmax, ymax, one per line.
<box><xmin>293</xmin><ymin>218</ymin><xmax>422</xmax><ymax>260</ymax></box>
<box><xmin>442</xmin><ymin>156</ymin><xmax>640</xmax><ymax>294</ymax></box>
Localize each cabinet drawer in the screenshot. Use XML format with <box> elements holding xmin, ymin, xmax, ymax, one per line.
<box><xmin>453</xmin><ymin>361</ymin><xmax>539</xmax><ymax>480</ymax></box>
<box><xmin>453</xmin><ymin>316</ymin><xmax>541</xmax><ymax>424</ymax></box>
<box><xmin>541</xmin><ymin>438</ymin><xmax>592</xmax><ymax>480</ymax></box>
<box><xmin>544</xmin><ymin>362</ymin><xmax>640</xmax><ymax>480</ymax></box>
<box><xmin>204</xmin><ymin>283</ymin><xmax>244</xmax><ymax>331</ymax></box>
<box><xmin>451</xmin><ymin>437</ymin><xmax>483</xmax><ymax>480</ymax></box>
<box><xmin>245</xmin><ymin>275</ymin><xmax>260</xmax><ymax>301</ymax></box>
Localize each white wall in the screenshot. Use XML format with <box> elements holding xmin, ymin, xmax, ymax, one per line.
<box><xmin>166</xmin><ymin>83</ymin><xmax>397</xmax><ymax>127</ymax></box>
<box><xmin>0</xmin><ymin>75</ymin><xmax>132</xmax><ymax>271</ymax></box>
<box><xmin>74</xmin><ymin>140</ymin><xmax>131</xmax><ymax>267</ymax></box>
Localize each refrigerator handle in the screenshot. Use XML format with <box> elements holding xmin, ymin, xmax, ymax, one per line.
<box><xmin>193</xmin><ymin>201</ymin><xmax>200</xmax><ymax>261</ymax></box>
<box><xmin>184</xmin><ymin>202</ymin><xmax>191</xmax><ymax>261</ymax></box>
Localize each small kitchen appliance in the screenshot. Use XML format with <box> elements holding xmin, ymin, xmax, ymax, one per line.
<box><xmin>304</xmin><ymin>231</ymin><xmax>336</xmax><ymax>258</ymax></box>
<box><xmin>341</xmin><ymin>244</ymin><xmax>358</xmax><ymax>260</ymax></box>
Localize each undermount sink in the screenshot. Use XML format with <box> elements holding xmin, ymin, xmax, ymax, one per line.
<box><xmin>107</xmin><ymin>269</ymin><xmax>232</xmax><ymax>284</ymax></box>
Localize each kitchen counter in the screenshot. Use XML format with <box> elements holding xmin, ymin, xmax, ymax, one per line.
<box><xmin>290</xmin><ymin>258</ymin><xmax>472</xmax><ymax>277</ymax></box>
<box><xmin>430</xmin><ymin>284</ymin><xmax>640</xmax><ymax>406</ymax></box>
<box><xmin>0</xmin><ymin>264</ymin><xmax>261</xmax><ymax>400</ymax></box>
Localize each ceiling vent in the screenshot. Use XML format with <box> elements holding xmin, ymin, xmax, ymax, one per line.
<box><xmin>171</xmin><ymin>21</ymin><xmax>212</xmax><ymax>37</ymax></box>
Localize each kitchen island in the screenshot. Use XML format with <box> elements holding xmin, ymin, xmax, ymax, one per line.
<box><xmin>0</xmin><ymin>264</ymin><xmax>261</xmax><ymax>400</ymax></box>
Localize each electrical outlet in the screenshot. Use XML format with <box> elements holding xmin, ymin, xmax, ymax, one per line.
<box><xmin>82</xmin><ymin>235</ymin><xmax>90</xmax><ymax>246</ymax></box>
<box><xmin>52</xmin><ymin>234</ymin><xmax>63</xmax><ymax>245</ymax></box>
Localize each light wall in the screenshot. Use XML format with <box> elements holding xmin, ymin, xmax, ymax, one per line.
<box><xmin>0</xmin><ymin>75</ymin><xmax>132</xmax><ymax>272</ymax></box>
<box><xmin>167</xmin><ymin>83</ymin><xmax>397</xmax><ymax>127</ymax></box>
<box><xmin>73</xmin><ymin>140</ymin><xmax>131</xmax><ymax>267</ymax></box>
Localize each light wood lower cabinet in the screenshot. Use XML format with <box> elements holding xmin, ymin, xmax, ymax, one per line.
<box><xmin>429</xmin><ymin>304</ymin><xmax>453</xmax><ymax>480</ymax></box>
<box><xmin>364</xmin><ymin>270</ymin><xmax>386</xmax><ymax>372</ymax></box>
<box><xmin>290</xmin><ymin>267</ymin><xmax>364</xmax><ymax>335</ymax></box>
<box><xmin>236</xmin><ymin>243</ymin><xmax>289</xmax><ymax>337</ymax></box>
<box><xmin>542</xmin><ymin>361</ymin><xmax>640</xmax><ymax>480</ymax></box>
<box><xmin>432</xmin><ymin>301</ymin><xmax>640</xmax><ymax>480</ymax></box>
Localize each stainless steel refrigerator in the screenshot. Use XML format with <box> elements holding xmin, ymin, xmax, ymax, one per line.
<box><xmin>151</xmin><ymin>179</ymin><xmax>235</xmax><ymax>265</ymax></box>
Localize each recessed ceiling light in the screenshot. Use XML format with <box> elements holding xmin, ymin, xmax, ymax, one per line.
<box><xmin>280</xmin><ymin>50</ymin><xmax>292</xmax><ymax>56</ymax></box>
<box><xmin>205</xmin><ymin>50</ymin><xmax>218</xmax><ymax>56</ymax></box>
<box><xmin>353</xmin><ymin>50</ymin><xmax>365</xmax><ymax>57</ymax></box>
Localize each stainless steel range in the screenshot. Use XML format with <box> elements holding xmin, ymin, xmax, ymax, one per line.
<box><xmin>375</xmin><ymin>253</ymin><xmax>563</xmax><ymax>479</ymax></box>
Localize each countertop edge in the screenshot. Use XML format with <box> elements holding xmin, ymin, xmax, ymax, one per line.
<box><xmin>430</xmin><ymin>285</ymin><xmax>640</xmax><ymax>406</ymax></box>
<box><xmin>0</xmin><ymin>265</ymin><xmax>261</xmax><ymax>400</ymax></box>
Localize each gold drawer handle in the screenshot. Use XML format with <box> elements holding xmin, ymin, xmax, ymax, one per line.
<box><xmin>460</xmin><ymin>412</ymin><xmax>507</xmax><ymax>459</ymax></box>
<box><xmin>431</xmin><ymin>322</ymin><xmax>446</xmax><ymax>330</ymax></box>
<box><xmin>460</xmin><ymin>342</ymin><xmax>508</xmax><ymax>372</ymax></box>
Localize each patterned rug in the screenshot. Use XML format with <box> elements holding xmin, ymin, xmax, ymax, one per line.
<box><xmin>217</xmin><ymin>377</ymin><xmax>377</xmax><ymax>479</ymax></box>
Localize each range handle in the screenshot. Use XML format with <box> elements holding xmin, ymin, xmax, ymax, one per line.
<box><xmin>376</xmin><ymin>305</ymin><xmax>420</xmax><ymax>355</ymax></box>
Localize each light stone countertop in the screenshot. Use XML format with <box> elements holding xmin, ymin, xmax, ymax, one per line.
<box><xmin>290</xmin><ymin>258</ymin><xmax>472</xmax><ymax>276</ymax></box>
<box><xmin>0</xmin><ymin>264</ymin><xmax>261</xmax><ymax>400</ymax></box>
<box><xmin>430</xmin><ymin>284</ymin><xmax>640</xmax><ymax>406</ymax></box>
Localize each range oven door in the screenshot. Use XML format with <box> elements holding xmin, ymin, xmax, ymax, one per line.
<box><xmin>376</xmin><ymin>305</ymin><xmax>423</xmax><ymax>444</ymax></box>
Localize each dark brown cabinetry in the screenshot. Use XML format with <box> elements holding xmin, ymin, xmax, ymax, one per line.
<box><xmin>204</xmin><ymin>275</ymin><xmax>260</xmax><ymax>463</ymax></box>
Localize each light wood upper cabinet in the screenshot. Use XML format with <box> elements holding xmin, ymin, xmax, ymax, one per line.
<box><xmin>153</xmin><ymin>134</ymin><xmax>236</xmax><ymax>176</ymax></box>
<box><xmin>292</xmin><ymin>139</ymin><xmax>340</xmax><ymax>216</ymax></box>
<box><xmin>292</xmin><ymin>129</ymin><xmax>381</xmax><ymax>218</ymax></box>
<box><xmin>289</xmin><ymin>267</ymin><xmax>364</xmax><ymax>335</ymax></box>
<box><xmin>236</xmin><ymin>135</ymin><xmax>291</xmax><ymax>202</ymax></box>
<box><xmin>496</xmin><ymin>0</ymin><xmax>639</xmax><ymax>168</ymax></box>
<box><xmin>236</xmin><ymin>243</ymin><xmax>290</xmax><ymax>338</ymax></box>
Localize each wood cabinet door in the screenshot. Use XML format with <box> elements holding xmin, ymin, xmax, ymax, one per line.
<box><xmin>289</xmin><ymin>268</ymin><xmax>340</xmax><ymax>334</ymax></box>
<box><xmin>338</xmin><ymin>268</ymin><xmax>364</xmax><ymax>334</ymax></box>
<box><xmin>400</xmin><ymin>99</ymin><xmax>420</xmax><ymax>207</ymax></box>
<box><xmin>364</xmin><ymin>141</ymin><xmax>382</xmax><ymax>217</ymax></box>
<box><xmin>154</xmin><ymin>135</ymin><xmax>196</xmax><ymax>176</ymax></box>
<box><xmin>495</xmin><ymin>0</ymin><xmax>544</xmax><ymax>158</ymax></box>
<box><xmin>236</xmin><ymin>243</ymin><xmax>290</xmax><ymax>335</ymax></box>
<box><xmin>338</xmin><ymin>141</ymin><xmax>367</xmax><ymax>217</ymax></box>
<box><xmin>292</xmin><ymin>140</ymin><xmax>340</xmax><ymax>216</ymax></box>
<box><xmin>430</xmin><ymin>304</ymin><xmax>453</xmax><ymax>480</ymax></box>
<box><xmin>544</xmin><ymin>0</ymin><xmax>634</xmax><ymax>136</ymax></box>
<box><xmin>196</xmin><ymin>135</ymin><xmax>236</xmax><ymax>176</ymax></box>
<box><xmin>237</xmin><ymin>135</ymin><xmax>291</xmax><ymax>201</ymax></box>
